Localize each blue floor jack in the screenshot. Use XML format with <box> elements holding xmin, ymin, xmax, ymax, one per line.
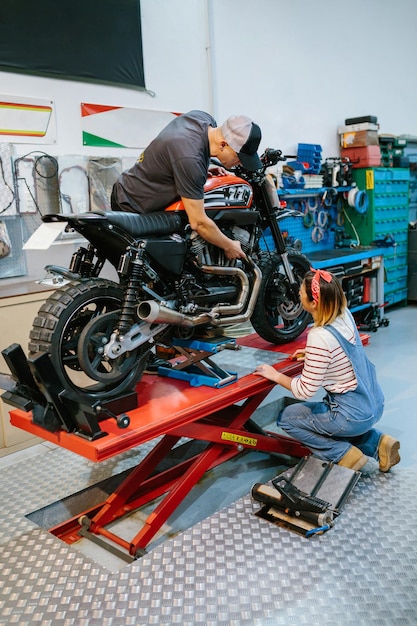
<box><xmin>157</xmin><ymin>336</ymin><xmax>240</xmax><ymax>388</ymax></box>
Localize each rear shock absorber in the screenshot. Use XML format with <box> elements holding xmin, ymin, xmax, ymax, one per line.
<box><xmin>69</xmin><ymin>244</ymin><xmax>105</xmax><ymax>277</ymax></box>
<box><xmin>116</xmin><ymin>246</ymin><xmax>145</xmax><ymax>335</ymax></box>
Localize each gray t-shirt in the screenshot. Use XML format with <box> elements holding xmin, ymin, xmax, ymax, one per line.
<box><xmin>112</xmin><ymin>110</ymin><xmax>216</xmax><ymax>213</ymax></box>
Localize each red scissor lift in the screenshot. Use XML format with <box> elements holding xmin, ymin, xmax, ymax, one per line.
<box><xmin>5</xmin><ymin>334</ymin><xmax>313</xmax><ymax>561</ymax></box>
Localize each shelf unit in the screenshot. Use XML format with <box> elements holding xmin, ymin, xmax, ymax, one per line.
<box><xmin>270</xmin><ymin>186</ymin><xmax>385</xmax><ymax>317</ymax></box>
<box><xmin>308</xmin><ymin>248</ymin><xmax>385</xmax><ymax>320</ymax></box>
<box><xmin>343</xmin><ymin>167</ymin><xmax>410</xmax><ymax>306</ymax></box>
<box><xmin>401</xmin><ymin>137</ymin><xmax>417</xmax><ymax>223</ymax></box>
<box><xmin>408</xmin><ymin>228</ymin><xmax>417</xmax><ymax>301</ymax></box>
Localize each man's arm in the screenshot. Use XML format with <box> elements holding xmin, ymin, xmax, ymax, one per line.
<box><xmin>182</xmin><ymin>197</ymin><xmax>246</xmax><ymax>260</ymax></box>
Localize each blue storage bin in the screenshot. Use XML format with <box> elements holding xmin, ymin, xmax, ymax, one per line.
<box><xmin>385</xmin><ymin>286</ymin><xmax>408</xmax><ymax>306</ymax></box>
<box><xmin>286</xmin><ymin>161</ymin><xmax>314</xmax><ymax>173</ymax></box>
<box><xmin>281</xmin><ymin>176</ymin><xmax>305</xmax><ymax>189</ymax></box>
<box><xmin>386</xmin><ymin>264</ymin><xmax>408</xmax><ymax>281</ymax></box>
<box><xmin>297</xmin><ymin>143</ymin><xmax>322</xmax><ymax>153</ymax></box>
<box><xmin>296</xmin><ymin>144</ymin><xmax>322</xmax><ymax>174</ymax></box>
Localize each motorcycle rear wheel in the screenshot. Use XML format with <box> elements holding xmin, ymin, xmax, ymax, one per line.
<box><xmin>251</xmin><ymin>250</ymin><xmax>311</xmax><ymax>344</ymax></box>
<box><xmin>29</xmin><ymin>278</ymin><xmax>148</xmax><ymax>402</ymax></box>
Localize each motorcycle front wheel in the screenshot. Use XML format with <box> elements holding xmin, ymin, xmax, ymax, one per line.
<box><xmin>28</xmin><ymin>278</ymin><xmax>148</xmax><ymax>402</ymax></box>
<box><xmin>251</xmin><ymin>250</ymin><xmax>311</xmax><ymax>344</ymax></box>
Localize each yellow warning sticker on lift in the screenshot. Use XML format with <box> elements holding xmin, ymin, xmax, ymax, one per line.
<box><xmin>366</xmin><ymin>169</ymin><xmax>374</xmax><ymax>190</ymax></box>
<box><xmin>221</xmin><ymin>432</ymin><xmax>258</xmax><ymax>447</ymax></box>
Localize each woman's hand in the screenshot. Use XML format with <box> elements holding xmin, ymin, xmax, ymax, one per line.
<box><xmin>254</xmin><ymin>363</ymin><xmax>294</xmax><ymax>392</ymax></box>
<box><xmin>291</xmin><ymin>350</ymin><xmax>306</xmax><ymax>361</ymax></box>
<box><xmin>254</xmin><ymin>363</ymin><xmax>279</xmax><ymax>382</ymax></box>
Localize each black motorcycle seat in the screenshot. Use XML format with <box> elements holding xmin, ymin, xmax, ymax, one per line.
<box><xmin>43</xmin><ymin>210</ymin><xmax>185</xmax><ymax>237</ymax></box>
<box><xmin>101</xmin><ymin>211</ymin><xmax>185</xmax><ymax>237</ymax></box>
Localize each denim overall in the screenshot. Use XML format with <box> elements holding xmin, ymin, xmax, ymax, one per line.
<box><xmin>278</xmin><ymin>311</ymin><xmax>384</xmax><ymax>463</ymax></box>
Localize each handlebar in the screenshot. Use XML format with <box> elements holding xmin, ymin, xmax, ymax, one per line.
<box><xmin>230</xmin><ymin>147</ymin><xmax>287</xmax><ymax>182</ymax></box>
<box><xmin>211</xmin><ymin>148</ymin><xmax>288</xmax><ymax>182</ymax></box>
<box><xmin>261</xmin><ymin>148</ymin><xmax>286</xmax><ymax>166</ymax></box>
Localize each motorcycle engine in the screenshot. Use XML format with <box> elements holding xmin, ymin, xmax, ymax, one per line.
<box><xmin>231</xmin><ymin>226</ymin><xmax>252</xmax><ymax>251</ymax></box>
<box><xmin>190</xmin><ymin>226</ymin><xmax>253</xmax><ymax>265</ymax></box>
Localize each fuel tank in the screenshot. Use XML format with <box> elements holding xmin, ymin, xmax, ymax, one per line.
<box><xmin>164</xmin><ymin>175</ymin><xmax>253</xmax><ymax>212</ymax></box>
<box><xmin>203</xmin><ymin>174</ymin><xmax>253</xmax><ymax>209</ymax></box>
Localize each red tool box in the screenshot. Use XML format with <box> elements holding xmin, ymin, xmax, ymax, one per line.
<box><xmin>341</xmin><ymin>145</ymin><xmax>382</xmax><ymax>169</ymax></box>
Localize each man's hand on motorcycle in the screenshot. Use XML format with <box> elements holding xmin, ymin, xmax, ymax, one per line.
<box><xmin>224</xmin><ymin>239</ymin><xmax>246</xmax><ymax>260</ymax></box>
<box><xmin>208</xmin><ymin>164</ymin><xmax>228</xmax><ymax>177</ymax></box>
<box><xmin>182</xmin><ymin>198</ymin><xmax>246</xmax><ymax>260</ymax></box>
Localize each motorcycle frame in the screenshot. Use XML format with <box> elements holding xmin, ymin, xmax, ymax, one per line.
<box><xmin>40</xmin><ymin>156</ymin><xmax>306</xmax><ymax>360</ymax></box>
<box><xmin>243</xmin><ymin>172</ymin><xmax>299</xmax><ymax>300</ymax></box>
<box><xmin>45</xmin><ymin>155</ymin><xmax>300</xmax><ymax>293</ymax></box>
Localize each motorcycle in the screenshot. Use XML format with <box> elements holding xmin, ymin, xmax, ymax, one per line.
<box><xmin>29</xmin><ymin>148</ymin><xmax>311</xmax><ymax>402</ymax></box>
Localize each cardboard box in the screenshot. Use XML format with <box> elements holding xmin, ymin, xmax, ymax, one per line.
<box><xmin>338</xmin><ymin>122</ymin><xmax>379</xmax><ymax>134</ymax></box>
<box><xmin>341</xmin><ymin>145</ymin><xmax>381</xmax><ymax>169</ymax></box>
<box><xmin>340</xmin><ymin>130</ymin><xmax>379</xmax><ymax>149</ymax></box>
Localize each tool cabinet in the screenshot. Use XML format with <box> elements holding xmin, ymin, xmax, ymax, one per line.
<box><xmin>344</xmin><ymin>167</ymin><xmax>410</xmax><ymax>306</ymax></box>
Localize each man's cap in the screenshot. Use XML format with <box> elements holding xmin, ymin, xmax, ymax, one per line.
<box><xmin>221</xmin><ymin>115</ymin><xmax>262</xmax><ymax>171</ymax></box>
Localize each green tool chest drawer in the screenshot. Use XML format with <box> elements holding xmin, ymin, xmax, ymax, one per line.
<box><xmin>344</xmin><ymin>167</ymin><xmax>410</xmax><ymax>306</ymax></box>
<box><xmin>408</xmin><ymin>228</ymin><xmax>417</xmax><ymax>301</ymax></box>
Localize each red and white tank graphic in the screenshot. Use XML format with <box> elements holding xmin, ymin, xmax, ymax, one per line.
<box><xmin>164</xmin><ymin>174</ymin><xmax>253</xmax><ymax>212</ymax></box>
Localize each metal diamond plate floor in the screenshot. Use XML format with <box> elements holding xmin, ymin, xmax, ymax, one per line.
<box><xmin>1</xmin><ymin>315</ymin><xmax>417</xmax><ymax>625</ymax></box>
<box><xmin>0</xmin><ymin>457</ymin><xmax>416</xmax><ymax>625</ymax></box>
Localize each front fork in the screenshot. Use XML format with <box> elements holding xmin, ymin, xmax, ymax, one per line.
<box><xmin>259</xmin><ymin>182</ymin><xmax>300</xmax><ymax>303</ymax></box>
<box><xmin>280</xmin><ymin>250</ymin><xmax>300</xmax><ymax>303</ymax></box>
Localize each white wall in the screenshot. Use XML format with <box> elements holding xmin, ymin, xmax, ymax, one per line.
<box><xmin>208</xmin><ymin>0</ymin><xmax>417</xmax><ymax>156</ymax></box>
<box><xmin>1</xmin><ymin>0</ymin><xmax>417</xmax><ymax>161</ymax></box>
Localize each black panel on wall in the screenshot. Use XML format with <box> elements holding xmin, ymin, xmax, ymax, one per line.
<box><xmin>0</xmin><ymin>0</ymin><xmax>145</xmax><ymax>89</ymax></box>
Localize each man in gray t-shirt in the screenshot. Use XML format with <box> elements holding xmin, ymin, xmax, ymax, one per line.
<box><xmin>111</xmin><ymin>110</ymin><xmax>262</xmax><ymax>260</ymax></box>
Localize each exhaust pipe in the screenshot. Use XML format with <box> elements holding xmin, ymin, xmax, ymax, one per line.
<box><xmin>137</xmin><ymin>300</ymin><xmax>203</xmax><ymax>327</ymax></box>
<box><xmin>137</xmin><ymin>261</ymin><xmax>262</xmax><ymax>328</ymax></box>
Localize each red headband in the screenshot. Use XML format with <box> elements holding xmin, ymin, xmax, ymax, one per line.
<box><xmin>310</xmin><ymin>267</ymin><xmax>332</xmax><ymax>303</ymax></box>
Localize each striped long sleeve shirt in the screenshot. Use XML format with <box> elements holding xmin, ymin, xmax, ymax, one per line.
<box><xmin>290</xmin><ymin>311</ymin><xmax>358</xmax><ymax>400</ymax></box>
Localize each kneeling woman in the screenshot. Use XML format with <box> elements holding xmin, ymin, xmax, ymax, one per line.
<box><xmin>254</xmin><ymin>269</ymin><xmax>400</xmax><ymax>472</ymax></box>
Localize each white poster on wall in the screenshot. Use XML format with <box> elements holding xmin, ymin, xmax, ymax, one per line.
<box><xmin>81</xmin><ymin>103</ymin><xmax>180</xmax><ymax>149</ymax></box>
<box><xmin>0</xmin><ymin>95</ymin><xmax>56</xmax><ymax>144</ymax></box>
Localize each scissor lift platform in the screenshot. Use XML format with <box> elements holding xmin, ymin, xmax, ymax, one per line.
<box><xmin>6</xmin><ymin>330</ymin><xmax>369</xmax><ymax>561</ymax></box>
